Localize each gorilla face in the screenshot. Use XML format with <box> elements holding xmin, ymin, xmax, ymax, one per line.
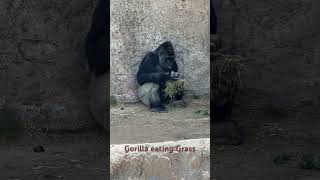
<box><xmin>155</xmin><ymin>41</ymin><xmax>177</xmax><ymax>72</ymax></box>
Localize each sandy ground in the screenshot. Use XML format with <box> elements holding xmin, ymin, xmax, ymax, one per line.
<box><xmin>214</xmin><ymin>104</ymin><xmax>320</xmax><ymax>180</ymax></box>
<box><xmin>110</xmin><ymin>96</ymin><xmax>210</xmax><ymax>144</ymax></box>
<box><xmin>0</xmin><ymin>130</ymin><xmax>107</xmax><ymax>180</ymax></box>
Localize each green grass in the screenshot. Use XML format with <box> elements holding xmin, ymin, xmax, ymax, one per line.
<box><xmin>301</xmin><ymin>154</ymin><xmax>320</xmax><ymax>170</ymax></box>
<box><xmin>110</xmin><ymin>95</ymin><xmax>118</xmax><ymax>107</ymax></box>
<box><xmin>273</xmin><ymin>153</ymin><xmax>294</xmax><ymax>165</ymax></box>
<box><xmin>194</xmin><ymin>109</ymin><xmax>209</xmax><ymax>116</ymax></box>
<box><xmin>272</xmin><ymin>153</ymin><xmax>320</xmax><ymax>170</ymax></box>
<box><xmin>192</xmin><ymin>95</ymin><xmax>200</xmax><ymax>100</ymax></box>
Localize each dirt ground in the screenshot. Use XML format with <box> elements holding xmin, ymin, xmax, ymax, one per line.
<box><xmin>2</xmin><ymin>95</ymin><xmax>320</xmax><ymax>180</ymax></box>
<box><xmin>214</xmin><ymin>103</ymin><xmax>320</xmax><ymax>180</ymax></box>
<box><xmin>0</xmin><ymin>129</ymin><xmax>107</xmax><ymax>180</ymax></box>
<box><xmin>0</xmin><ymin>96</ymin><xmax>209</xmax><ymax>180</ymax></box>
<box><xmin>110</xmin><ymin>95</ymin><xmax>210</xmax><ymax>144</ymax></box>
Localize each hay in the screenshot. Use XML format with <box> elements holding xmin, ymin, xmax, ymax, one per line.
<box><xmin>164</xmin><ymin>79</ymin><xmax>185</xmax><ymax>100</ymax></box>
<box><xmin>211</xmin><ymin>55</ymin><xmax>244</xmax><ymax>103</ymax></box>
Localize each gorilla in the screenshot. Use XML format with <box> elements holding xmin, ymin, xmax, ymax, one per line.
<box><xmin>136</xmin><ymin>41</ymin><xmax>183</xmax><ymax>112</ymax></box>
<box><xmin>210</xmin><ymin>2</ymin><xmax>221</xmax><ymax>51</ymax></box>
<box><xmin>85</xmin><ymin>0</ymin><xmax>109</xmax><ymax>129</ymax></box>
<box><xmin>85</xmin><ymin>0</ymin><xmax>109</xmax><ymax>77</ymax></box>
<box><xmin>210</xmin><ymin>2</ymin><xmax>244</xmax><ymax>145</ymax></box>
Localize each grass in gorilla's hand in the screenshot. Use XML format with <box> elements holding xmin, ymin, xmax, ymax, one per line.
<box><xmin>164</xmin><ymin>79</ymin><xmax>184</xmax><ymax>101</ymax></box>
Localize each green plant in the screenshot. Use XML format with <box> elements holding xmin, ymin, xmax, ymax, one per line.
<box><xmin>194</xmin><ymin>109</ymin><xmax>209</xmax><ymax>116</ymax></box>
<box><xmin>110</xmin><ymin>95</ymin><xmax>118</xmax><ymax>107</ymax></box>
<box><xmin>301</xmin><ymin>154</ymin><xmax>320</xmax><ymax>170</ymax></box>
<box><xmin>273</xmin><ymin>153</ymin><xmax>293</xmax><ymax>165</ymax></box>
<box><xmin>192</xmin><ymin>95</ymin><xmax>200</xmax><ymax>100</ymax></box>
<box><xmin>163</xmin><ymin>80</ymin><xmax>184</xmax><ymax>102</ymax></box>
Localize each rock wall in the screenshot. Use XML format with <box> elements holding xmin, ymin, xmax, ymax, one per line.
<box><xmin>215</xmin><ymin>0</ymin><xmax>320</xmax><ymax>107</ymax></box>
<box><xmin>110</xmin><ymin>0</ymin><xmax>210</xmax><ymax>103</ymax></box>
<box><xmin>0</xmin><ymin>0</ymin><xmax>99</xmax><ymax>130</ymax></box>
<box><xmin>110</xmin><ymin>138</ymin><xmax>211</xmax><ymax>180</ymax></box>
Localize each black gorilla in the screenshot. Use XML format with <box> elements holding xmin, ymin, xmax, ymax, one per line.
<box><xmin>85</xmin><ymin>0</ymin><xmax>109</xmax><ymax>129</ymax></box>
<box><xmin>85</xmin><ymin>0</ymin><xmax>109</xmax><ymax>77</ymax></box>
<box><xmin>136</xmin><ymin>41</ymin><xmax>182</xmax><ymax>112</ymax></box>
<box><xmin>210</xmin><ymin>3</ymin><xmax>244</xmax><ymax>145</ymax></box>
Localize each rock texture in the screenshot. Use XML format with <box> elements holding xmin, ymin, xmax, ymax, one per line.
<box><xmin>110</xmin><ymin>138</ymin><xmax>210</xmax><ymax>180</ymax></box>
<box><xmin>110</xmin><ymin>0</ymin><xmax>210</xmax><ymax>103</ymax></box>
<box><xmin>215</xmin><ymin>0</ymin><xmax>320</xmax><ymax>107</ymax></box>
<box><xmin>0</xmin><ymin>0</ymin><xmax>98</xmax><ymax>130</ymax></box>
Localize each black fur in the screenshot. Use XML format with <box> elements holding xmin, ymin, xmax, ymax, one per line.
<box><xmin>210</xmin><ymin>4</ymin><xmax>244</xmax><ymax>145</ymax></box>
<box><xmin>210</xmin><ymin>0</ymin><xmax>217</xmax><ymax>34</ymax></box>
<box><xmin>137</xmin><ymin>41</ymin><xmax>181</xmax><ymax>112</ymax></box>
<box><xmin>85</xmin><ymin>0</ymin><xmax>109</xmax><ymax>77</ymax></box>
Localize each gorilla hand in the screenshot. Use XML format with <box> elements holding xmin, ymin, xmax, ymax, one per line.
<box><xmin>170</xmin><ymin>71</ymin><xmax>179</xmax><ymax>80</ymax></box>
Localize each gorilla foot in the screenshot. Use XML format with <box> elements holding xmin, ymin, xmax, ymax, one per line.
<box><xmin>212</xmin><ymin>120</ymin><xmax>244</xmax><ymax>145</ymax></box>
<box><xmin>150</xmin><ymin>106</ymin><xmax>168</xmax><ymax>113</ymax></box>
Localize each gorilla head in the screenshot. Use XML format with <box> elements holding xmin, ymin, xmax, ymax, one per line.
<box><xmin>154</xmin><ymin>41</ymin><xmax>177</xmax><ymax>72</ymax></box>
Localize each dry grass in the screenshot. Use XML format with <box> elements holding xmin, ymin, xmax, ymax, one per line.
<box><xmin>164</xmin><ymin>79</ymin><xmax>185</xmax><ymax>101</ymax></box>
<box><xmin>211</xmin><ymin>54</ymin><xmax>245</xmax><ymax>103</ymax></box>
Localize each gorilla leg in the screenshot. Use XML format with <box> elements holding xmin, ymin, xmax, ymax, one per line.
<box><xmin>86</xmin><ymin>0</ymin><xmax>109</xmax><ymax>130</ymax></box>
<box><xmin>138</xmin><ymin>83</ymin><xmax>167</xmax><ymax>112</ymax></box>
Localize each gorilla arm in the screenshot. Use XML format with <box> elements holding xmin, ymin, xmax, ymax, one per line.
<box><xmin>136</xmin><ymin>52</ymin><xmax>171</xmax><ymax>85</ymax></box>
<box><xmin>137</xmin><ymin>72</ymin><xmax>170</xmax><ymax>85</ymax></box>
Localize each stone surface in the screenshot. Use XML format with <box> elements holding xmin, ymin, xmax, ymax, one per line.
<box><xmin>110</xmin><ymin>138</ymin><xmax>211</xmax><ymax>180</ymax></box>
<box><xmin>110</xmin><ymin>0</ymin><xmax>210</xmax><ymax>103</ymax></box>
<box><xmin>0</xmin><ymin>0</ymin><xmax>98</xmax><ymax>130</ymax></box>
<box><xmin>215</xmin><ymin>0</ymin><xmax>320</xmax><ymax>107</ymax></box>
<box><xmin>89</xmin><ymin>73</ymin><xmax>109</xmax><ymax>130</ymax></box>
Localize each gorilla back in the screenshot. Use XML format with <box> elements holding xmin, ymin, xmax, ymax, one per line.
<box><xmin>85</xmin><ymin>0</ymin><xmax>109</xmax><ymax>77</ymax></box>
<box><xmin>136</xmin><ymin>41</ymin><xmax>182</xmax><ymax>112</ymax></box>
<box><xmin>85</xmin><ymin>0</ymin><xmax>110</xmax><ymax>130</ymax></box>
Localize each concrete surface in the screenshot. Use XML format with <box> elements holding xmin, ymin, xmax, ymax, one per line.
<box><xmin>215</xmin><ymin>0</ymin><xmax>320</xmax><ymax>107</ymax></box>
<box><xmin>110</xmin><ymin>138</ymin><xmax>210</xmax><ymax>180</ymax></box>
<box><xmin>0</xmin><ymin>0</ymin><xmax>99</xmax><ymax>130</ymax></box>
<box><xmin>110</xmin><ymin>0</ymin><xmax>210</xmax><ymax>103</ymax></box>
